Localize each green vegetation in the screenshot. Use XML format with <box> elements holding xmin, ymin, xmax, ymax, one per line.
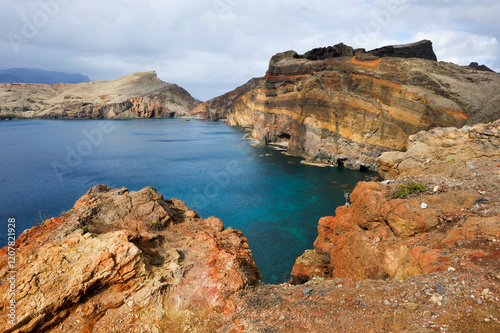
<box><xmin>446</xmin><ymin>157</ymin><xmax>455</xmax><ymax>162</ymax></box>
<box><xmin>150</xmin><ymin>220</ymin><xmax>161</xmax><ymax>231</ymax></box>
<box><xmin>81</xmin><ymin>226</ymin><xmax>89</xmax><ymax>234</ymax></box>
<box><xmin>394</xmin><ymin>182</ymin><xmax>426</xmax><ymax>198</ymax></box>
<box><xmin>149</xmin><ymin>188</ymin><xmax>157</xmax><ymax>194</ymax></box>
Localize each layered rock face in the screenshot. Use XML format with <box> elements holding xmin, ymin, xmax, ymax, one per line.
<box><xmin>291</xmin><ymin>120</ymin><xmax>500</xmax><ymax>284</ymax></box>
<box><xmin>0</xmin><ymin>71</ymin><xmax>200</xmax><ymax>120</ymax></box>
<box><xmin>0</xmin><ymin>185</ymin><xmax>260</xmax><ymax>332</ymax></box>
<box><xmin>193</xmin><ymin>40</ymin><xmax>500</xmax><ymax>170</ymax></box>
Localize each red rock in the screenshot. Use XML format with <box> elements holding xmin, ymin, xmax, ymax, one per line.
<box><xmin>0</xmin><ymin>185</ymin><xmax>261</xmax><ymax>332</ymax></box>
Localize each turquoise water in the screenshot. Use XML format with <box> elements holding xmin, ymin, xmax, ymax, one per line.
<box><xmin>0</xmin><ymin>119</ymin><xmax>374</xmax><ymax>283</ymax></box>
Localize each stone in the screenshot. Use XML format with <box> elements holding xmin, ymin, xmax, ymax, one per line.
<box><xmin>475</xmin><ymin>198</ymin><xmax>487</xmax><ymax>205</ymax></box>
<box><xmin>435</xmin><ymin>284</ymin><xmax>445</xmax><ymax>294</ymax></box>
<box><xmin>431</xmin><ymin>295</ymin><xmax>443</xmax><ymax>304</ymax></box>
<box><xmin>402</xmin><ymin>302</ymin><xmax>419</xmax><ymax>311</ymax></box>
<box><xmin>302</xmin><ymin>288</ymin><xmax>313</xmax><ymax>295</ymax></box>
<box><xmin>421</xmin><ymin>203</ymin><xmax>428</xmax><ymax>209</ymax></box>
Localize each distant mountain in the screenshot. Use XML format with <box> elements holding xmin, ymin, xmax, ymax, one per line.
<box><xmin>0</xmin><ymin>68</ymin><xmax>90</xmax><ymax>84</ymax></box>
<box><xmin>0</xmin><ymin>74</ymin><xmax>24</xmax><ymax>83</ymax></box>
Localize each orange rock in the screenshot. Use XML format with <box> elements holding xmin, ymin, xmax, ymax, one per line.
<box><xmin>0</xmin><ymin>185</ymin><xmax>261</xmax><ymax>333</ymax></box>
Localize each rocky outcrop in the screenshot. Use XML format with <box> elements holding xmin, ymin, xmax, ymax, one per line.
<box><xmin>0</xmin><ymin>185</ymin><xmax>260</xmax><ymax>332</ymax></box>
<box><xmin>193</xmin><ymin>40</ymin><xmax>500</xmax><ymax>170</ymax></box>
<box><xmin>469</xmin><ymin>62</ymin><xmax>495</xmax><ymax>72</ymax></box>
<box><xmin>291</xmin><ymin>120</ymin><xmax>500</xmax><ymax>285</ymax></box>
<box><xmin>0</xmin><ymin>71</ymin><xmax>200</xmax><ymax>120</ymax></box>
<box><xmin>377</xmin><ymin>120</ymin><xmax>500</xmax><ymax>179</ymax></box>
<box><xmin>366</xmin><ymin>39</ymin><xmax>437</xmax><ymax>61</ymax></box>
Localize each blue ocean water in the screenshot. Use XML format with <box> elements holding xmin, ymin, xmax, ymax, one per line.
<box><xmin>0</xmin><ymin>119</ymin><xmax>374</xmax><ymax>283</ymax></box>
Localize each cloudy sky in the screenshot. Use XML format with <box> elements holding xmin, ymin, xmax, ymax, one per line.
<box><xmin>1</xmin><ymin>0</ymin><xmax>499</xmax><ymax>100</ymax></box>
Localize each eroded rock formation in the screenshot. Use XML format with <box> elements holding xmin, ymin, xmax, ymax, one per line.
<box><xmin>193</xmin><ymin>40</ymin><xmax>500</xmax><ymax>170</ymax></box>
<box><xmin>291</xmin><ymin>120</ymin><xmax>500</xmax><ymax>285</ymax></box>
<box><xmin>0</xmin><ymin>71</ymin><xmax>200</xmax><ymax>120</ymax></box>
<box><xmin>0</xmin><ymin>185</ymin><xmax>260</xmax><ymax>332</ymax></box>
<box><xmin>378</xmin><ymin>119</ymin><xmax>500</xmax><ymax>179</ymax></box>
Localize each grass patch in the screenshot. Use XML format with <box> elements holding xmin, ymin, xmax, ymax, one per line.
<box><xmin>394</xmin><ymin>182</ymin><xmax>426</xmax><ymax>199</ymax></box>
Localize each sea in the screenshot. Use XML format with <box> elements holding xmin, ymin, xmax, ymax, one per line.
<box><xmin>0</xmin><ymin>119</ymin><xmax>374</xmax><ymax>283</ymax></box>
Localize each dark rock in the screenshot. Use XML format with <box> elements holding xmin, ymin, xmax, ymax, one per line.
<box><xmin>296</xmin><ymin>43</ymin><xmax>354</xmax><ymax>60</ymax></box>
<box><xmin>435</xmin><ymin>284</ymin><xmax>445</xmax><ymax>294</ymax></box>
<box><xmin>468</xmin><ymin>62</ymin><xmax>495</xmax><ymax>72</ymax></box>
<box><xmin>367</xmin><ymin>40</ymin><xmax>437</xmax><ymax>61</ymax></box>
<box><xmin>475</xmin><ymin>198</ymin><xmax>487</xmax><ymax>205</ymax></box>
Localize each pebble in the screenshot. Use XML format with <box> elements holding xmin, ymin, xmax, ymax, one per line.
<box><xmin>482</xmin><ymin>289</ymin><xmax>490</xmax><ymax>296</ymax></box>
<box><xmin>431</xmin><ymin>295</ymin><xmax>443</xmax><ymax>304</ymax></box>
<box><xmin>435</xmin><ymin>284</ymin><xmax>445</xmax><ymax>294</ymax></box>
<box><xmin>279</xmin><ymin>315</ymin><xmax>286</xmax><ymax>321</ymax></box>
<box><xmin>433</xmin><ymin>185</ymin><xmax>442</xmax><ymax>192</ymax></box>
<box><xmin>383</xmin><ymin>299</ymin><xmax>391</xmax><ymax>306</ymax></box>
<box><xmin>477</xmin><ymin>299</ymin><xmax>483</xmax><ymax>305</ymax></box>
<box><xmin>423</xmin><ymin>311</ymin><xmax>432</xmax><ymax>317</ymax></box>
<box><xmin>475</xmin><ymin>198</ymin><xmax>487</xmax><ymax>205</ymax></box>
<box><xmin>421</xmin><ymin>202</ymin><xmax>428</xmax><ymax>209</ymax></box>
<box><xmin>402</xmin><ymin>302</ymin><xmax>419</xmax><ymax>311</ymax></box>
<box><xmin>302</xmin><ymin>288</ymin><xmax>313</xmax><ymax>295</ymax></box>
<box><xmin>390</xmin><ymin>303</ymin><xmax>399</xmax><ymax>308</ymax></box>
<box><xmin>447</xmin><ymin>267</ymin><xmax>456</xmax><ymax>272</ymax></box>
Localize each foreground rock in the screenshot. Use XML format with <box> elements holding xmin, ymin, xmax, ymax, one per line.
<box><xmin>0</xmin><ymin>71</ymin><xmax>200</xmax><ymax>120</ymax></box>
<box><xmin>193</xmin><ymin>40</ymin><xmax>500</xmax><ymax>170</ymax></box>
<box><xmin>0</xmin><ymin>185</ymin><xmax>260</xmax><ymax>332</ymax></box>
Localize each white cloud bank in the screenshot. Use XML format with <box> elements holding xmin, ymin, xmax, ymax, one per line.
<box><xmin>0</xmin><ymin>0</ymin><xmax>498</xmax><ymax>100</ymax></box>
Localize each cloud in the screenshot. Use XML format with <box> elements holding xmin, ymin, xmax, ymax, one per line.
<box><xmin>0</xmin><ymin>0</ymin><xmax>498</xmax><ymax>101</ymax></box>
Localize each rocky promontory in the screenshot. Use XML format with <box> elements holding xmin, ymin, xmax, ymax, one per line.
<box><xmin>0</xmin><ymin>71</ymin><xmax>200</xmax><ymax>120</ymax></box>
<box><xmin>193</xmin><ymin>40</ymin><xmax>500</xmax><ymax>170</ymax></box>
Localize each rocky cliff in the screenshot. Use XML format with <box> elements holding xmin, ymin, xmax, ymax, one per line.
<box><xmin>193</xmin><ymin>40</ymin><xmax>500</xmax><ymax>170</ymax></box>
<box><xmin>0</xmin><ymin>185</ymin><xmax>260</xmax><ymax>332</ymax></box>
<box><xmin>0</xmin><ymin>71</ymin><xmax>200</xmax><ymax>120</ymax></box>
<box><xmin>291</xmin><ymin>119</ymin><xmax>499</xmax><ymax>292</ymax></box>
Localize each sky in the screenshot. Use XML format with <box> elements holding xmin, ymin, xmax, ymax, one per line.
<box><xmin>0</xmin><ymin>0</ymin><xmax>499</xmax><ymax>101</ymax></box>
